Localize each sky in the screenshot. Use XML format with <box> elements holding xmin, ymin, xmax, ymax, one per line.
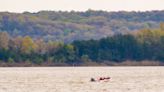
<box><xmin>0</xmin><ymin>0</ymin><xmax>164</xmax><ymax>13</ymax></box>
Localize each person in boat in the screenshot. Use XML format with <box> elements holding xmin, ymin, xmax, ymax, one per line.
<box><xmin>90</xmin><ymin>77</ymin><xmax>110</xmax><ymax>82</ymax></box>
<box><xmin>99</xmin><ymin>77</ymin><xmax>110</xmax><ymax>81</ymax></box>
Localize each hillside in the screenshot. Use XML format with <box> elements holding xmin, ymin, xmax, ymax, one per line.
<box><xmin>0</xmin><ymin>10</ymin><xmax>164</xmax><ymax>42</ymax></box>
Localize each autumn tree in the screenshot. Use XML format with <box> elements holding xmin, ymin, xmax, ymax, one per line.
<box><xmin>34</xmin><ymin>39</ymin><xmax>47</xmax><ymax>54</ymax></box>
<box><xmin>47</xmin><ymin>41</ymin><xmax>64</xmax><ymax>54</ymax></box>
<box><xmin>9</xmin><ymin>36</ymin><xmax>22</xmax><ymax>51</ymax></box>
<box><xmin>160</xmin><ymin>22</ymin><xmax>164</xmax><ymax>31</ymax></box>
<box><xmin>0</xmin><ymin>32</ymin><xmax>9</xmax><ymax>50</ymax></box>
<box><xmin>20</xmin><ymin>36</ymin><xmax>37</xmax><ymax>54</ymax></box>
<box><xmin>137</xmin><ymin>28</ymin><xmax>164</xmax><ymax>44</ymax></box>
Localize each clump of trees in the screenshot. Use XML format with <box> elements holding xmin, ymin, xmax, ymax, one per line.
<box><xmin>0</xmin><ymin>24</ymin><xmax>164</xmax><ymax>66</ymax></box>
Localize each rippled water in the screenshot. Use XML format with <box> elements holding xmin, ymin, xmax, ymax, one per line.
<box><xmin>0</xmin><ymin>67</ymin><xmax>164</xmax><ymax>92</ymax></box>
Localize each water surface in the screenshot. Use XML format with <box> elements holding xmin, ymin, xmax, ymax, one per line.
<box><xmin>0</xmin><ymin>67</ymin><xmax>163</xmax><ymax>92</ymax></box>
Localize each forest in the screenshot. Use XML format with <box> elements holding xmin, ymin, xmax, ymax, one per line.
<box><xmin>0</xmin><ymin>10</ymin><xmax>164</xmax><ymax>43</ymax></box>
<box><xmin>0</xmin><ymin>23</ymin><xmax>164</xmax><ymax>66</ymax></box>
<box><xmin>0</xmin><ymin>10</ymin><xmax>164</xmax><ymax>66</ymax></box>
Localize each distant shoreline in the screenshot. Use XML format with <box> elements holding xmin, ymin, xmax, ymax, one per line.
<box><xmin>0</xmin><ymin>60</ymin><xmax>163</xmax><ymax>67</ymax></box>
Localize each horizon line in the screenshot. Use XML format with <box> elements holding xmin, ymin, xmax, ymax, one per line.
<box><xmin>0</xmin><ymin>9</ymin><xmax>164</xmax><ymax>13</ymax></box>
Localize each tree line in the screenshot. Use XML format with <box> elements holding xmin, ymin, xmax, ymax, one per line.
<box><xmin>0</xmin><ymin>24</ymin><xmax>164</xmax><ymax>66</ymax></box>
<box><xmin>0</xmin><ymin>10</ymin><xmax>164</xmax><ymax>43</ymax></box>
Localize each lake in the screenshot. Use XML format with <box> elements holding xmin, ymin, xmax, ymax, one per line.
<box><xmin>0</xmin><ymin>67</ymin><xmax>164</xmax><ymax>92</ymax></box>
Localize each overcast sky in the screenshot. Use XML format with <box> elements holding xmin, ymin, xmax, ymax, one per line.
<box><xmin>0</xmin><ymin>0</ymin><xmax>164</xmax><ymax>13</ymax></box>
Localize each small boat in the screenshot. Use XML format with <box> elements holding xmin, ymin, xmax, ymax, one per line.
<box><xmin>90</xmin><ymin>77</ymin><xmax>110</xmax><ymax>82</ymax></box>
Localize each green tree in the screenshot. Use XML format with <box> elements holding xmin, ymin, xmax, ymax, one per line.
<box><xmin>8</xmin><ymin>57</ymin><xmax>15</xmax><ymax>64</ymax></box>
<box><xmin>33</xmin><ymin>57</ymin><xmax>43</xmax><ymax>65</ymax></box>
<box><xmin>81</xmin><ymin>55</ymin><xmax>90</xmax><ymax>62</ymax></box>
